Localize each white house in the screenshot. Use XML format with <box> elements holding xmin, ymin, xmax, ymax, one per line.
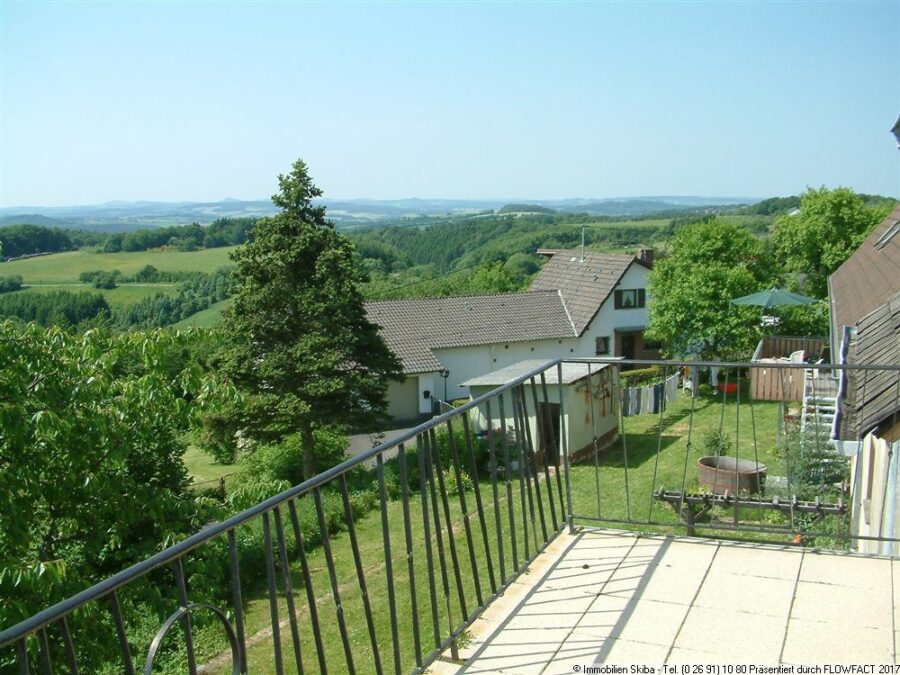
<box><xmin>366</xmin><ymin>248</ymin><xmax>656</xmax><ymax>421</ymax></box>
<box><xmin>463</xmin><ymin>360</ymin><xmax>619</xmax><ymax>460</ymax></box>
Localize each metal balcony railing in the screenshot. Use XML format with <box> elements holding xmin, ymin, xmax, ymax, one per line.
<box><xmin>3</xmin><ymin>358</ymin><xmax>899</xmax><ymax>673</ymax></box>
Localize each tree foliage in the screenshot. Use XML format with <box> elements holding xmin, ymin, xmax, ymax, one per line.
<box><xmin>0</xmin><ymin>322</ymin><xmax>225</xmax><ymax>632</ymax></box>
<box><xmin>646</xmin><ymin>219</ymin><xmax>768</xmax><ymax>358</ymax></box>
<box><xmin>0</xmin><ymin>224</ymin><xmax>74</xmax><ymax>258</ymax></box>
<box><xmin>218</xmin><ymin>159</ymin><xmax>402</xmax><ymax>478</ymax></box>
<box><xmin>772</xmin><ymin>187</ymin><xmax>891</xmax><ymax>298</ymax></box>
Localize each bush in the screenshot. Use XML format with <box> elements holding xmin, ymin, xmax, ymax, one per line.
<box><xmin>621</xmin><ymin>365</ymin><xmax>664</xmax><ymax>387</ymax></box>
<box><xmin>0</xmin><ymin>275</ymin><xmax>23</xmax><ymax>293</ymax></box>
<box><xmin>699</xmin><ymin>429</ymin><xmax>731</xmax><ymax>457</ymax></box>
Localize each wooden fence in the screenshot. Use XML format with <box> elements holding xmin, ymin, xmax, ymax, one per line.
<box><xmin>751</xmin><ymin>335</ymin><xmax>827</xmax><ymax>402</ymax></box>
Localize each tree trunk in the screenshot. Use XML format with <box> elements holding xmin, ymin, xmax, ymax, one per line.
<box><xmin>301</xmin><ymin>422</ymin><xmax>316</xmax><ymax>480</ymax></box>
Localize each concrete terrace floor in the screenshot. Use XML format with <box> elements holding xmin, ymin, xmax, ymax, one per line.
<box><xmin>431</xmin><ymin>529</ymin><xmax>897</xmax><ymax>673</ymax></box>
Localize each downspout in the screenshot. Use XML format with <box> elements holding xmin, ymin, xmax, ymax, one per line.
<box><xmin>880</xmin><ymin>439</ymin><xmax>899</xmax><ymax>557</ymax></box>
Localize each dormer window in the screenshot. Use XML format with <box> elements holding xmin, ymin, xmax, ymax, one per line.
<box><xmin>614</xmin><ymin>289</ymin><xmax>645</xmax><ymax>309</ymax></box>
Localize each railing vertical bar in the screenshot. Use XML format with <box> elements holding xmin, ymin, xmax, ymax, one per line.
<box><xmin>734</xmin><ymin>367</ymin><xmax>741</xmax><ymax>526</ymax></box>
<box><xmin>461</xmin><ymin>412</ymin><xmax>497</xmax><ymax>594</ymax></box>
<box><xmin>711</xmin><ymin>368</ymin><xmax>730</xmax><ymax>496</ymax></box>
<box><xmin>16</xmin><ymin>638</ymin><xmax>29</xmax><ymax>675</ymax></box>
<box><xmin>526</xmin><ymin>377</ymin><xmax>550</xmax><ymax>541</ymax></box>
<box><xmin>228</xmin><ymin>528</ymin><xmax>248</xmax><ymax>674</ymax></box>
<box><xmin>398</xmin><ymin>443</ymin><xmax>423</xmax><ymax>665</ymax></box>
<box><xmin>588</xmin><ymin>361</ymin><xmax>602</xmax><ymax>519</ymax></box>
<box><xmin>287</xmin><ymin>499</ymin><xmax>328</xmax><ymax>675</ymax></box>
<box><xmin>510</xmin><ymin>388</ymin><xmax>531</xmax><ymax>560</ymax></box>
<box><xmin>534</xmin><ymin>373</ymin><xmax>559</xmax><ymax>531</ymax></box>
<box><xmin>558</xmin><ymin>362</ymin><xmax>574</xmax><ymax>533</ymax></box>
<box><xmin>676</xmin><ymin>374</ymin><xmax>699</xmax><ymax>530</ymax></box>
<box><xmin>515</xmin><ymin>385</ymin><xmax>539</xmax><ymax>549</ymax></box>
<box><xmin>109</xmin><ymin>590</ymin><xmax>136</xmax><ymax>675</ymax></box>
<box><xmin>746</xmin><ymin>372</ymin><xmax>765</xmax><ymax>532</ymax></box>
<box><xmin>647</xmin><ymin>366</ymin><xmax>668</xmax><ymax>523</ymax></box>
<box><xmin>498</xmin><ymin>393</ymin><xmax>519</xmax><ymax>568</ymax></box>
<box><xmin>779</xmin><ymin>367</ymin><xmax>797</xmax><ymax>531</ymax></box>
<box><xmin>446</xmin><ymin>417</ymin><xmax>484</xmax><ymax>607</ymax></box>
<box><xmin>377</xmin><ymin>454</ymin><xmax>402</xmax><ymax>675</ymax></box>
<box><xmin>484</xmin><ymin>399</ymin><xmax>507</xmax><ymax>580</ymax></box>
<box><xmin>426</xmin><ymin>426</ymin><xmax>464</xmax><ymax>645</ymax></box>
<box><xmin>312</xmin><ymin>487</ymin><xmax>356</xmax><ymax>674</ymax></box>
<box><xmin>620</xmin><ymin>368</ymin><xmax>633</xmax><ymax>522</ymax></box>
<box><xmin>540</xmin><ymin>371</ymin><xmax>566</xmax><ymax>528</ymax></box>
<box><xmin>339</xmin><ymin>474</ymin><xmax>383</xmax><ymax>675</ymax></box>
<box><xmin>261</xmin><ymin>512</ymin><xmax>285</xmax><ymax>675</ymax></box>
<box><xmin>37</xmin><ymin>628</ymin><xmax>51</xmax><ymax>675</ymax></box>
<box><xmin>60</xmin><ymin>616</ymin><xmax>79</xmax><ymax>675</ymax></box>
<box><xmin>416</xmin><ymin>433</ymin><xmax>441</xmax><ymax>650</ymax></box>
<box><xmin>273</xmin><ymin>506</ymin><xmax>304</xmax><ymax>675</ymax></box>
<box><xmin>173</xmin><ymin>558</ymin><xmax>199</xmax><ymax>675</ymax></box>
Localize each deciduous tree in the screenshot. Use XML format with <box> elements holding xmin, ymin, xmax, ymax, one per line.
<box><xmin>772</xmin><ymin>187</ymin><xmax>890</xmax><ymax>298</ymax></box>
<box><xmin>646</xmin><ymin>219</ymin><xmax>768</xmax><ymax>358</ymax></box>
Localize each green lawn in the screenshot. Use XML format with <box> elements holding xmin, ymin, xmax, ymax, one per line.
<box><xmin>173</xmin><ymin>298</ymin><xmax>231</xmax><ymax>328</ymax></box>
<box><xmin>19</xmin><ymin>283</ymin><xmax>177</xmax><ymax>308</ymax></box>
<box><xmin>1</xmin><ymin>247</ymin><xmax>237</xmax><ymax>284</ymax></box>
<box><xmin>182</xmin><ymin>445</ymin><xmax>238</xmax><ymax>488</ymax></box>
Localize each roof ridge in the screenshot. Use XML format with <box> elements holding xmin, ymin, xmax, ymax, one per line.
<box><xmin>557</xmin><ymin>289</ymin><xmax>579</xmax><ymax>336</ymax></box>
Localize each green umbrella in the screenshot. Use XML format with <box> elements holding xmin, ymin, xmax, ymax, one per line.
<box><xmin>730</xmin><ymin>287</ymin><xmax>817</xmax><ymax>308</ymax></box>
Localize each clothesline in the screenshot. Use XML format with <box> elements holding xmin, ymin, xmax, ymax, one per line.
<box><xmin>621</xmin><ymin>371</ymin><xmax>680</xmax><ymax>417</ymax></box>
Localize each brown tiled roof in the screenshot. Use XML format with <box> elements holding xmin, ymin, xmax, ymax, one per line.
<box><xmin>841</xmin><ymin>292</ymin><xmax>900</xmax><ymax>439</ymax></box>
<box><xmin>529</xmin><ymin>249</ymin><xmax>646</xmax><ymax>334</ymax></box>
<box><xmin>830</xmin><ymin>203</ymin><xmax>900</xmax><ymax>336</ymax></box>
<box><xmin>365</xmin><ymin>291</ymin><xmax>576</xmax><ymax>374</ymax></box>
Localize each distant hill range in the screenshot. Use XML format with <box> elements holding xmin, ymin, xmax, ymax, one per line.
<box><xmin>0</xmin><ymin>195</ymin><xmax>755</xmax><ymax>232</ymax></box>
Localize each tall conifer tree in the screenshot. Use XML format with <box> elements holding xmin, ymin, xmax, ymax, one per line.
<box><xmin>219</xmin><ymin>159</ymin><xmax>402</xmax><ymax>478</ymax></box>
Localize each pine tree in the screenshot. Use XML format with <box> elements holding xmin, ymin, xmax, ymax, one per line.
<box><xmin>218</xmin><ymin>159</ymin><xmax>402</xmax><ymax>478</ymax></box>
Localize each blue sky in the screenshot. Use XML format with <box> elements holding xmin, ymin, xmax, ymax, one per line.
<box><xmin>1</xmin><ymin>1</ymin><xmax>898</xmax><ymax>206</ymax></box>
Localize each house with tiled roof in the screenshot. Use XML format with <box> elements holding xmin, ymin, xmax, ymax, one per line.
<box><xmin>828</xmin><ymin>203</ymin><xmax>900</xmax><ymax>555</ymax></box>
<box><xmin>365</xmin><ymin>248</ymin><xmax>656</xmax><ymax>420</ymax></box>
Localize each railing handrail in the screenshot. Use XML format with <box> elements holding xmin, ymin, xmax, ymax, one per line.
<box><xmin>0</xmin><ymin>357</ymin><xmax>564</xmax><ymax>648</ymax></box>
<box><xmin>571</xmin><ymin>356</ymin><xmax>900</xmax><ymax>372</ymax></box>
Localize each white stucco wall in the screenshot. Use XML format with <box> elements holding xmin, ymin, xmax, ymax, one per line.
<box><xmin>386</xmin><ymin>377</ymin><xmax>420</xmax><ymax>420</ymax></box>
<box><xmin>573</xmin><ymin>263</ymin><xmax>651</xmax><ymax>358</ymax></box>
<box><xmin>434</xmin><ymin>338</ymin><xmax>579</xmax><ymax>400</ymax></box>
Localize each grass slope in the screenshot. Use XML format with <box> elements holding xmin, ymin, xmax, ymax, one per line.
<box><xmin>19</xmin><ymin>283</ymin><xmax>177</xmax><ymax>308</ymax></box>
<box><xmin>1</xmin><ymin>247</ymin><xmax>237</xmax><ymax>284</ymax></box>
<box><xmin>173</xmin><ymin>298</ymin><xmax>231</xmax><ymax>328</ymax></box>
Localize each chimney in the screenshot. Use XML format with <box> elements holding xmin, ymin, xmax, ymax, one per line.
<box><xmin>637</xmin><ymin>248</ymin><xmax>654</xmax><ymax>267</ymax></box>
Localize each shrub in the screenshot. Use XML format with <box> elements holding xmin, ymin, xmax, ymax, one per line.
<box><xmin>699</xmin><ymin>428</ymin><xmax>731</xmax><ymax>457</ymax></box>
<box><xmin>0</xmin><ymin>275</ymin><xmax>23</xmax><ymax>293</ymax></box>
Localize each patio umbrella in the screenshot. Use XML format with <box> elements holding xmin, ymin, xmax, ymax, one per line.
<box><xmin>730</xmin><ymin>287</ymin><xmax>817</xmax><ymax>309</ymax></box>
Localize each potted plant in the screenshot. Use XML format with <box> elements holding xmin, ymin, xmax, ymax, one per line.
<box><xmin>696</xmin><ymin>429</ymin><xmax>766</xmax><ymax>494</ymax></box>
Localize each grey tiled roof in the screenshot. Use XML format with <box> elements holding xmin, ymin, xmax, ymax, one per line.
<box><xmin>462</xmin><ymin>359</ymin><xmax>613</xmax><ymax>387</ymax></box>
<box><xmin>365</xmin><ymin>291</ymin><xmax>576</xmax><ymax>374</ymax></box>
<box><xmin>830</xmin><ymin>203</ymin><xmax>900</xmax><ymax>337</ymax></box>
<box><xmin>841</xmin><ymin>291</ymin><xmax>900</xmax><ymax>439</ymax></box>
<box><xmin>529</xmin><ymin>249</ymin><xmax>645</xmax><ymax>334</ymax></box>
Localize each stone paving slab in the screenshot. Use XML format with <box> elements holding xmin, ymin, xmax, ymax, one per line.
<box><xmin>430</xmin><ymin>528</ymin><xmax>897</xmax><ymax>674</ymax></box>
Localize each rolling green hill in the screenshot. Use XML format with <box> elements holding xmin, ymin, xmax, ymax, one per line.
<box><xmin>0</xmin><ymin>246</ymin><xmax>237</xmax><ymax>284</ymax></box>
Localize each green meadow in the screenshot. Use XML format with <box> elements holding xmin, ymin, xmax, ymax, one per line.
<box><xmin>2</xmin><ymin>246</ymin><xmax>237</xmax><ymax>284</ymax></box>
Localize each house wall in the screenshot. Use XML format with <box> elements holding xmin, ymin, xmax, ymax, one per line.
<box><xmin>573</xmin><ymin>263</ymin><xmax>654</xmax><ymax>359</ymax></box>
<box><xmin>849</xmin><ymin>432</ymin><xmax>900</xmax><ymax>556</ymax></box>
<box><xmin>434</xmin><ymin>338</ymin><xmax>579</xmax><ymax>400</ymax></box>
<box><xmin>386</xmin><ymin>377</ymin><xmax>420</xmax><ymax>421</ymax></box>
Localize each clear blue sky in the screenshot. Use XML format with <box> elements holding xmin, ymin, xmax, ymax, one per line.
<box><xmin>1</xmin><ymin>1</ymin><xmax>898</xmax><ymax>206</ymax></box>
